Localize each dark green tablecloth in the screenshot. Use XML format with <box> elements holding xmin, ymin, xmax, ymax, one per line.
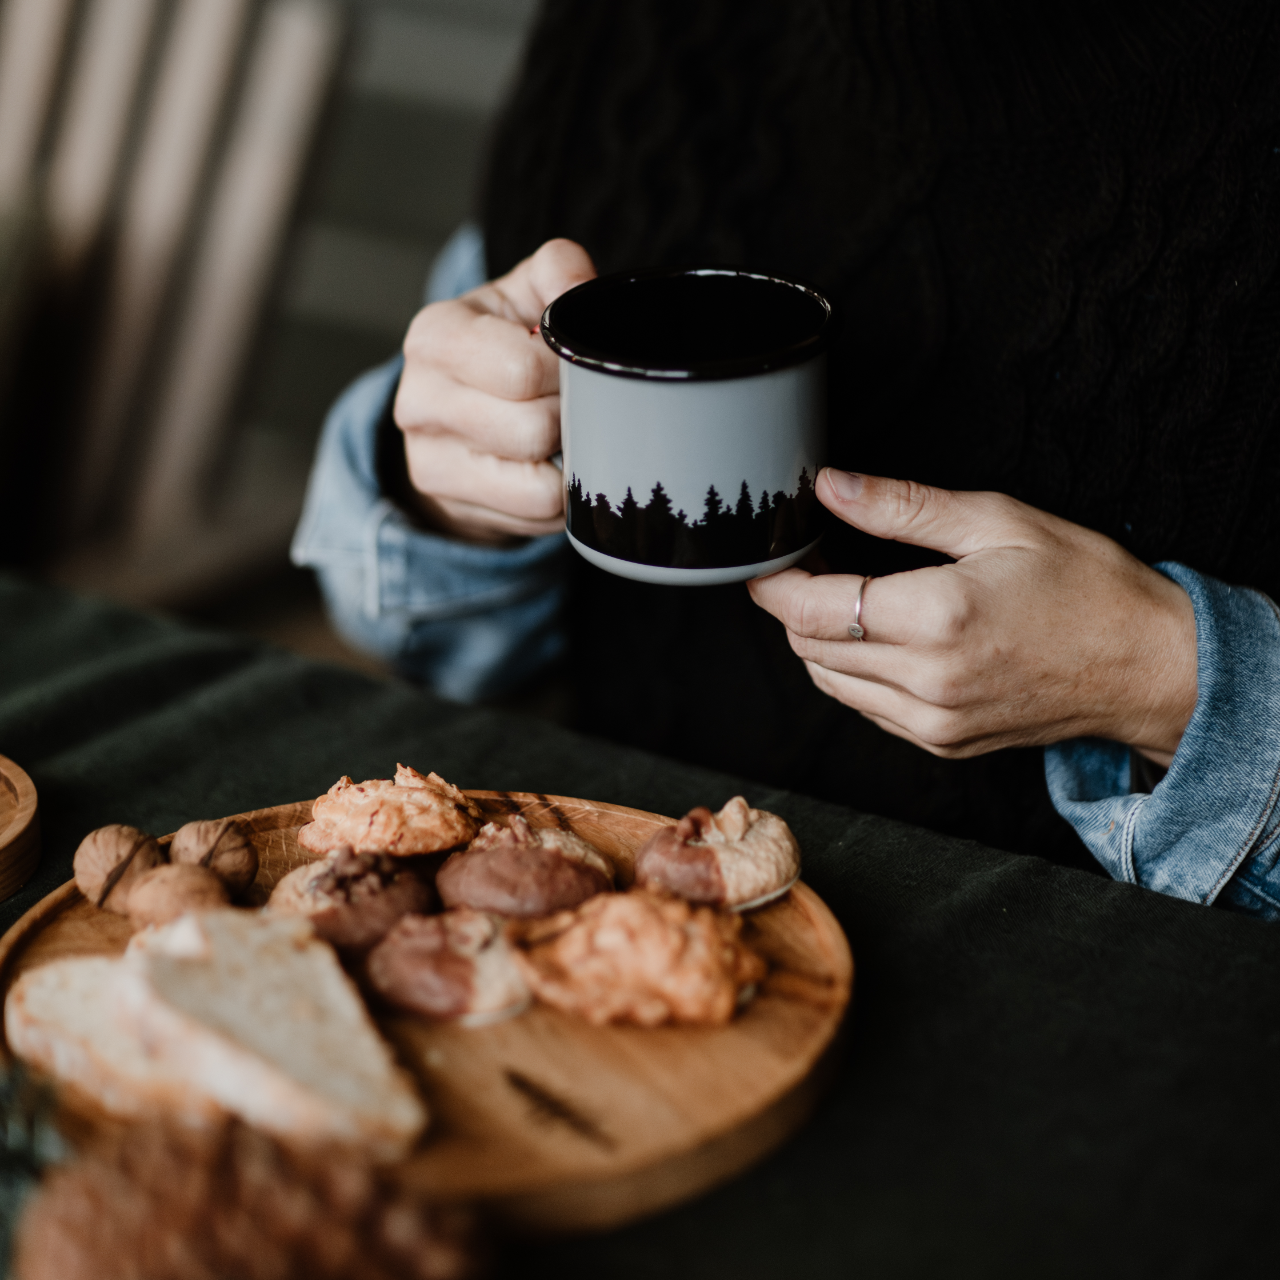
<box><xmin>1</xmin><ymin>572</ymin><xmax>1276</xmax><ymax>1279</ymax></box>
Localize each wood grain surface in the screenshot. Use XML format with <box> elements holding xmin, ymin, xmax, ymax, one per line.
<box><xmin>0</xmin><ymin>790</ymin><xmax>853</xmax><ymax>1231</ymax></box>
<box><xmin>0</xmin><ymin>755</ymin><xmax>40</xmax><ymax>901</ymax></box>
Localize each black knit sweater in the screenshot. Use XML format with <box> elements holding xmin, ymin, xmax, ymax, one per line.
<box><xmin>480</xmin><ymin>0</ymin><xmax>1280</xmax><ymax>865</ymax></box>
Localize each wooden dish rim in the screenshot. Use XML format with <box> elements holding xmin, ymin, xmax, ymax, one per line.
<box><xmin>0</xmin><ymin>754</ymin><xmax>37</xmax><ymax>848</ymax></box>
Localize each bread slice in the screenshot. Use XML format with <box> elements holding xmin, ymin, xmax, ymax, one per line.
<box><xmin>5</xmin><ymin>956</ymin><xmax>222</xmax><ymax>1124</ymax></box>
<box><xmin>6</xmin><ymin>911</ymin><xmax>427</xmax><ymax>1159</ymax></box>
<box><xmin>121</xmin><ymin>911</ymin><xmax>427</xmax><ymax>1156</ymax></box>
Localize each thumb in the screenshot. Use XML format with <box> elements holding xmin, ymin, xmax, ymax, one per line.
<box><xmin>816</xmin><ymin>468</ymin><xmax>1023</xmax><ymax>559</ymax></box>
<box><xmin>502</xmin><ymin>238</ymin><xmax>597</xmax><ymax>326</ymax></box>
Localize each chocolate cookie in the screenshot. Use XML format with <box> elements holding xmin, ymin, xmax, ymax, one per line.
<box><xmin>436</xmin><ymin>815</ymin><xmax>613</xmax><ymax>918</ymax></box>
<box><xmin>267</xmin><ymin>847</ymin><xmax>433</xmax><ymax>951</ymax></box>
<box><xmin>365</xmin><ymin>909</ymin><xmax>530</xmax><ymax>1025</ymax></box>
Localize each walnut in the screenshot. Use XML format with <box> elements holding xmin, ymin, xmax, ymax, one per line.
<box><xmin>123</xmin><ymin>864</ymin><xmax>230</xmax><ymax>928</ymax></box>
<box><xmin>169</xmin><ymin>818</ymin><xmax>259</xmax><ymax>896</ymax></box>
<box><xmin>72</xmin><ymin>826</ymin><xmax>165</xmax><ymax>912</ymax></box>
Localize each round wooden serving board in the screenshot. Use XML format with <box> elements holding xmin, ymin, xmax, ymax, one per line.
<box><xmin>0</xmin><ymin>791</ymin><xmax>852</xmax><ymax>1231</ymax></box>
<box><xmin>0</xmin><ymin>755</ymin><xmax>40</xmax><ymax>901</ymax></box>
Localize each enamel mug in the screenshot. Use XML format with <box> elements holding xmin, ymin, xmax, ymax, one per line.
<box><xmin>540</xmin><ymin>266</ymin><xmax>832</xmax><ymax>585</ymax></box>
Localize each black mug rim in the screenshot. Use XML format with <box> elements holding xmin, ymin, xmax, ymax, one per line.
<box><xmin>540</xmin><ymin>265</ymin><xmax>833</xmax><ymax>381</ymax></box>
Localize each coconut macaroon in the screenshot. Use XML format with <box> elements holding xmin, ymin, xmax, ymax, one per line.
<box><xmin>511</xmin><ymin>890</ymin><xmax>766</xmax><ymax>1027</ymax></box>
<box><xmin>632</xmin><ymin>796</ymin><xmax>800</xmax><ymax>909</ymax></box>
<box><xmin>436</xmin><ymin>814</ymin><xmax>613</xmax><ymax>918</ymax></box>
<box><xmin>365</xmin><ymin>909</ymin><xmax>530</xmax><ymax>1026</ymax></box>
<box><xmin>299</xmin><ymin>764</ymin><xmax>481</xmax><ymax>857</ymax></box>
<box><xmin>267</xmin><ymin>847</ymin><xmax>434</xmax><ymax>952</ymax></box>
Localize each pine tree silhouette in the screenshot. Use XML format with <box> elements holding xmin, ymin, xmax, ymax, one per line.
<box><xmin>566</xmin><ymin>475</ymin><xmax>597</xmax><ymax>550</ymax></box>
<box><xmin>567</xmin><ymin>469</ymin><xmax>821</xmax><ymax>569</ymax></box>
<box><xmin>616</xmin><ymin>487</ymin><xmax>641</xmax><ymax>559</ymax></box>
<box><xmin>770</xmin><ymin>486</ymin><xmax>798</xmax><ymax>556</ymax></box>
<box><xmin>755</xmin><ymin>489</ymin><xmax>774</xmax><ymax>545</ymax></box>
<box><xmin>637</xmin><ymin>482</ymin><xmax>677</xmax><ymax>564</ymax></box>
<box><xmin>592</xmin><ymin>490</ymin><xmax>620</xmax><ymax>553</ymax></box>
<box><xmin>702</xmin><ymin>485</ymin><xmax>723</xmax><ymax>522</ymax></box>
<box><xmin>794</xmin><ymin>466</ymin><xmax>818</xmax><ymax>538</ymax></box>
<box><xmin>730</xmin><ymin>480</ymin><xmax>757</xmax><ymax>551</ymax></box>
<box><xmin>648</xmin><ymin>482</ymin><xmax>673</xmax><ymax>520</ymax></box>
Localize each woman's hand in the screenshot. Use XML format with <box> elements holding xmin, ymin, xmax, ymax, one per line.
<box><xmin>748</xmin><ymin>470</ymin><xmax>1199</xmax><ymax>766</ymax></box>
<box><xmin>394</xmin><ymin>238</ymin><xmax>597</xmax><ymax>544</ymax></box>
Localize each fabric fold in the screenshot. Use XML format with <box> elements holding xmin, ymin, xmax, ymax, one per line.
<box><xmin>1047</xmin><ymin>563</ymin><xmax>1280</xmax><ymax>914</ymax></box>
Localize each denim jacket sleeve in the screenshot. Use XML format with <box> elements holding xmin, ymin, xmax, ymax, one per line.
<box><xmin>290</xmin><ymin>222</ymin><xmax>570</xmax><ymax>702</ymax></box>
<box><xmin>1046</xmin><ymin>562</ymin><xmax>1280</xmax><ymax>919</ymax></box>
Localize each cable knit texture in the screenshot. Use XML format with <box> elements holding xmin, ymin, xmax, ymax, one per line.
<box><xmin>479</xmin><ymin>1</ymin><xmax>1280</xmax><ymax>865</ymax></box>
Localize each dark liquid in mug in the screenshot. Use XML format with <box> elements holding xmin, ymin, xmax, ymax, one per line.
<box><xmin>545</xmin><ymin>269</ymin><xmax>830</xmax><ymax>380</ymax></box>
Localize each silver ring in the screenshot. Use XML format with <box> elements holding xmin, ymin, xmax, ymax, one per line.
<box><xmin>848</xmin><ymin>575</ymin><xmax>874</xmax><ymax>641</ymax></box>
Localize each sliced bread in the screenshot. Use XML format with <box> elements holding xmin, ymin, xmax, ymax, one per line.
<box><xmin>5</xmin><ymin>956</ymin><xmax>223</xmax><ymax>1125</ymax></box>
<box><xmin>6</xmin><ymin>911</ymin><xmax>427</xmax><ymax>1159</ymax></box>
<box><xmin>121</xmin><ymin>911</ymin><xmax>427</xmax><ymax>1156</ymax></box>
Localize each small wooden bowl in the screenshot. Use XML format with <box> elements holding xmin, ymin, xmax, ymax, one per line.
<box><xmin>0</xmin><ymin>756</ymin><xmax>40</xmax><ymax>900</ymax></box>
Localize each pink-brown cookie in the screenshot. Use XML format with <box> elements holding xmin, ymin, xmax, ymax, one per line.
<box><xmin>633</xmin><ymin>796</ymin><xmax>800</xmax><ymax>908</ymax></box>
<box><xmin>298</xmin><ymin>764</ymin><xmax>481</xmax><ymax>856</ymax></box>
<box><xmin>436</xmin><ymin>814</ymin><xmax>613</xmax><ymax>918</ymax></box>
<box><xmin>267</xmin><ymin>847</ymin><xmax>433</xmax><ymax>951</ymax></box>
<box><xmin>511</xmin><ymin>890</ymin><xmax>766</xmax><ymax>1027</ymax></box>
<box><xmin>365</xmin><ymin>909</ymin><xmax>530</xmax><ymax>1025</ymax></box>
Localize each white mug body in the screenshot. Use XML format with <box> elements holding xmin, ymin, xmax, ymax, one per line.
<box><xmin>560</xmin><ymin>356</ymin><xmax>825</xmax><ymax>584</ymax></box>
<box><xmin>543</xmin><ymin>267</ymin><xmax>832</xmax><ymax>585</ymax></box>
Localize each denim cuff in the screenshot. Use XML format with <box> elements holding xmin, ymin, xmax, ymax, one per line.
<box><xmin>291</xmin><ymin>355</ymin><xmax>568</xmax><ymax>623</ymax></box>
<box><xmin>1046</xmin><ymin>563</ymin><xmax>1280</xmax><ymax>906</ymax></box>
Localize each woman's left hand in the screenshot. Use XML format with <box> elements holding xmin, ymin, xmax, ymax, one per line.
<box><xmin>748</xmin><ymin>469</ymin><xmax>1199</xmax><ymax>766</ymax></box>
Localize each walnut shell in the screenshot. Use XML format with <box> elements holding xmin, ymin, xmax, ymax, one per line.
<box><xmin>123</xmin><ymin>864</ymin><xmax>230</xmax><ymax>928</ymax></box>
<box><xmin>73</xmin><ymin>825</ymin><xmax>165</xmax><ymax>912</ymax></box>
<box><xmin>169</xmin><ymin>819</ymin><xmax>259</xmax><ymax>895</ymax></box>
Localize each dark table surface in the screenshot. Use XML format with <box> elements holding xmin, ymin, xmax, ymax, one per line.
<box><xmin>1</xmin><ymin>571</ymin><xmax>1277</xmax><ymax>1279</ymax></box>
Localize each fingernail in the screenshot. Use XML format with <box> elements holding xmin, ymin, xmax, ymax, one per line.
<box><xmin>825</xmin><ymin>468</ymin><xmax>864</xmax><ymax>501</ymax></box>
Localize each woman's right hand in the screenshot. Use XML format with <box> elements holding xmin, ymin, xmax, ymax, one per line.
<box><xmin>393</xmin><ymin>238</ymin><xmax>597</xmax><ymax>544</ymax></box>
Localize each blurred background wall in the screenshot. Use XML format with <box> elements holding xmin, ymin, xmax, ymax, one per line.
<box><xmin>0</xmin><ymin>0</ymin><xmax>536</xmax><ymax>662</ymax></box>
